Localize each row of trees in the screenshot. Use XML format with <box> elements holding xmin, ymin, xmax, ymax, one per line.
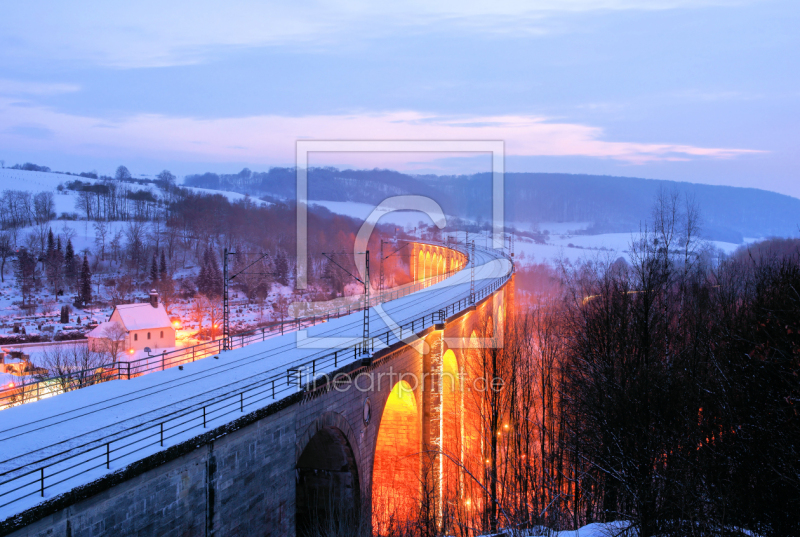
<box><xmin>0</xmin><ymin>190</ymin><xmax>55</xmax><ymax>233</ymax></box>
<box><xmin>368</xmin><ymin>195</ymin><xmax>798</xmax><ymax>537</ymax></box>
<box><xmin>14</xmin><ymin>228</ymin><xmax>92</xmax><ymax>310</ymax></box>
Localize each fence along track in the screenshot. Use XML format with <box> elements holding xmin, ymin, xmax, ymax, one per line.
<box><xmin>0</xmin><ymin>247</ymin><xmax>467</xmax><ymax>410</ymax></box>
<box><xmin>0</xmin><ymin>243</ymin><xmax>511</xmax><ymax>520</ymax></box>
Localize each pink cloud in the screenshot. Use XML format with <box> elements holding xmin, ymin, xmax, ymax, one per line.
<box><xmin>0</xmin><ymin>101</ymin><xmax>762</xmax><ymax>167</ymax></box>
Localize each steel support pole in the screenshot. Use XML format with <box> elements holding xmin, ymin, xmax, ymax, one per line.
<box><xmin>223</xmin><ymin>248</ymin><xmax>230</xmax><ymax>350</ymax></box>
<box><xmin>363</xmin><ymin>250</ymin><xmax>370</xmax><ymax>354</ymax></box>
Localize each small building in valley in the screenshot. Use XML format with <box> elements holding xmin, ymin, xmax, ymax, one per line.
<box><xmin>87</xmin><ymin>290</ymin><xmax>176</xmax><ymax>354</ymax></box>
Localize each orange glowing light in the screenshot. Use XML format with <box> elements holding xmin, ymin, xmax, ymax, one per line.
<box><xmin>128</xmin><ymin>349</ymin><xmax>134</xmax><ymax>354</ymax></box>
<box><xmin>172</xmin><ymin>321</ymin><xmax>180</xmax><ymax>328</ymax></box>
<box><xmin>373</xmin><ymin>381</ymin><xmax>420</xmax><ymax>533</ymax></box>
<box><xmin>8</xmin><ymin>382</ymin><xmax>14</xmax><ymax>388</ymax></box>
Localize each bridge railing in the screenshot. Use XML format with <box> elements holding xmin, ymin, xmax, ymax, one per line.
<box><xmin>0</xmin><ymin>243</ymin><xmax>511</xmax><ymax>518</ymax></box>
<box><xmin>0</xmin><ymin>246</ymin><xmax>468</xmax><ymax>411</ymax></box>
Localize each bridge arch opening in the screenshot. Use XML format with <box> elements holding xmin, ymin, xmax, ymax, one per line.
<box><xmin>372</xmin><ymin>380</ymin><xmax>420</xmax><ymax>533</ymax></box>
<box><xmin>418</xmin><ymin>251</ymin><xmax>425</xmax><ymax>281</ymax></box>
<box><xmin>442</xmin><ymin>348</ymin><xmax>462</xmax><ymax>508</ymax></box>
<box><xmin>296</xmin><ymin>426</ymin><xmax>361</xmax><ymax>536</ymax></box>
<box><xmin>425</xmin><ymin>251</ymin><xmax>431</xmax><ymax>280</ymax></box>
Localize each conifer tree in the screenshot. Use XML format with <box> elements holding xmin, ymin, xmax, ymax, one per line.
<box><xmin>209</xmin><ymin>250</ymin><xmax>222</xmax><ymax>297</ymax></box>
<box><xmin>197</xmin><ymin>262</ymin><xmax>209</xmax><ymax>296</ymax></box>
<box><xmin>275</xmin><ymin>251</ymin><xmax>289</xmax><ymax>287</ymax></box>
<box><xmin>150</xmin><ymin>254</ymin><xmax>159</xmax><ymax>285</ymax></box>
<box><xmin>14</xmin><ymin>247</ymin><xmax>38</xmax><ymax>306</ymax></box>
<box><xmin>196</xmin><ymin>246</ymin><xmax>222</xmax><ymax>297</ymax></box>
<box><xmin>159</xmin><ymin>250</ymin><xmax>168</xmax><ymax>281</ymax></box>
<box><xmin>46</xmin><ymin>229</ymin><xmax>55</xmax><ymax>258</ymax></box>
<box><xmin>78</xmin><ymin>253</ymin><xmax>92</xmax><ymax>307</ymax></box>
<box><xmin>64</xmin><ymin>238</ymin><xmax>77</xmax><ymax>287</ymax></box>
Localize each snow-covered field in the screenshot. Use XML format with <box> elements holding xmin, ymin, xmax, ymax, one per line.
<box><xmin>0</xmin><ymin>168</ymin><xmax>83</xmax><ymax>216</ymax></box>
<box><xmin>182</xmin><ymin>185</ymin><xmax>272</xmax><ymax>206</ymax></box>
<box><xmin>459</xmin><ymin>228</ymin><xmax>746</xmax><ymax>266</ymax></box>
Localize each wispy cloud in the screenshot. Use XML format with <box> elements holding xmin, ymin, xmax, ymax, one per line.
<box><xmin>0</xmin><ymin>0</ymin><xmax>759</xmax><ymax>68</ymax></box>
<box><xmin>0</xmin><ymin>101</ymin><xmax>762</xmax><ymax>167</ymax></box>
<box><xmin>0</xmin><ymin>79</ymin><xmax>80</xmax><ymax>96</ymax></box>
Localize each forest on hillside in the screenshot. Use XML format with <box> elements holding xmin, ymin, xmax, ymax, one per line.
<box><xmin>185</xmin><ymin>167</ymin><xmax>800</xmax><ymax>242</ymax></box>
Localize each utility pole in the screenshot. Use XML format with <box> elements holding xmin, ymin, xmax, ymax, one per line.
<box><xmin>470</xmin><ymin>239</ymin><xmax>475</xmax><ymax>305</ymax></box>
<box><xmin>223</xmin><ymin>248</ymin><xmax>231</xmax><ymax>350</ymax></box>
<box><xmin>224</xmin><ymin>250</ymin><xmax>276</xmax><ymax>350</ymax></box>
<box><xmin>363</xmin><ymin>250</ymin><xmax>370</xmax><ymax>354</ymax></box>
<box><xmin>379</xmin><ymin>239</ymin><xmax>385</xmax><ymax>301</ymax></box>
<box><xmin>322</xmin><ymin>251</ymin><xmax>371</xmax><ymax>354</ymax></box>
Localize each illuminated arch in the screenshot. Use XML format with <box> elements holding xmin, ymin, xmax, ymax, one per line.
<box><xmin>461</xmin><ymin>329</ymin><xmax>484</xmax><ymax>516</ymax></box>
<box><xmin>442</xmin><ymin>348</ymin><xmax>461</xmax><ymax>505</ymax></box>
<box><xmin>497</xmin><ymin>304</ymin><xmax>505</xmax><ymax>340</ymax></box>
<box><xmin>418</xmin><ymin>251</ymin><xmax>425</xmax><ymax>281</ymax></box>
<box><xmin>425</xmin><ymin>251</ymin><xmax>431</xmax><ymax>281</ymax></box>
<box><xmin>372</xmin><ymin>380</ymin><xmax>420</xmax><ymax>533</ymax></box>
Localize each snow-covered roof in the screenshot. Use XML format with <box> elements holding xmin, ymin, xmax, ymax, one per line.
<box><xmin>110</xmin><ymin>304</ymin><xmax>172</xmax><ymax>331</ymax></box>
<box><xmin>85</xmin><ymin>321</ymin><xmax>123</xmax><ymax>339</ymax></box>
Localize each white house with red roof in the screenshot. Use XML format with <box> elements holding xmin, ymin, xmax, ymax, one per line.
<box><xmin>87</xmin><ymin>290</ymin><xmax>176</xmax><ymax>353</ymax></box>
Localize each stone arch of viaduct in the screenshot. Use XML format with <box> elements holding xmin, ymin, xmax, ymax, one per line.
<box><xmin>7</xmin><ymin>244</ymin><xmax>512</xmax><ymax>537</ymax></box>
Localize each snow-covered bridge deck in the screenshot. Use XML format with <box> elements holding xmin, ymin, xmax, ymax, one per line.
<box><xmin>0</xmin><ymin>243</ymin><xmax>512</xmax><ymax>525</ymax></box>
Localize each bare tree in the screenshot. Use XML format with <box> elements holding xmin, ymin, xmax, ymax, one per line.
<box><xmin>37</xmin><ymin>343</ymin><xmax>107</xmax><ymax>393</ymax></box>
<box><xmin>124</xmin><ymin>221</ymin><xmax>147</xmax><ymax>275</ymax></box>
<box><xmin>94</xmin><ymin>221</ymin><xmax>108</xmax><ymax>261</ymax></box>
<box><xmin>60</xmin><ymin>222</ymin><xmax>77</xmax><ymax>246</ymax></box>
<box><xmin>33</xmin><ymin>192</ymin><xmax>55</xmax><ymax>224</ymax></box>
<box><xmin>207</xmin><ymin>296</ymin><xmax>223</xmax><ymax>339</ymax></box>
<box><xmin>0</xmin><ymin>231</ymin><xmax>12</xmax><ymax>282</ymax></box>
<box><xmin>110</xmin><ymin>228</ymin><xmax>123</xmax><ymax>265</ymax></box>
<box><xmin>191</xmin><ymin>296</ymin><xmax>206</xmax><ymax>338</ymax></box>
<box><xmin>98</xmin><ymin>322</ymin><xmax>128</xmax><ymax>363</ymax></box>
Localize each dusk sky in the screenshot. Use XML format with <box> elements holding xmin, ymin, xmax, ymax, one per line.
<box><xmin>0</xmin><ymin>1</ymin><xmax>797</xmax><ymax>197</ymax></box>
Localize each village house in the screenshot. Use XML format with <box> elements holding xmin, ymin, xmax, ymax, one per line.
<box><xmin>87</xmin><ymin>290</ymin><xmax>176</xmax><ymax>355</ymax></box>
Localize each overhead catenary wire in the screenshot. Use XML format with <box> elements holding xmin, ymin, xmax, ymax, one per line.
<box><xmin>0</xmin><ymin>241</ymin><xmax>480</xmax><ymax>442</ymax></box>
<box><xmin>0</xmin><ymin>242</ymin><xmax>510</xmax><ymax>500</ymax></box>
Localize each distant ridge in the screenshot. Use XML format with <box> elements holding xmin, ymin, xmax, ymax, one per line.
<box><xmin>185</xmin><ymin>168</ymin><xmax>800</xmax><ymax>243</ymax></box>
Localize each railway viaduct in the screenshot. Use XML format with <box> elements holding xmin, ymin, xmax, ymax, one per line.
<box><xmin>0</xmin><ymin>241</ymin><xmax>514</xmax><ymax>537</ymax></box>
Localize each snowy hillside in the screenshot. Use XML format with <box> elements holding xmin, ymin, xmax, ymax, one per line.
<box><xmin>0</xmin><ymin>168</ymin><xmax>81</xmax><ymax>216</ymax></box>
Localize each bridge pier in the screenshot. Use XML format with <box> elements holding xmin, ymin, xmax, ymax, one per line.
<box><xmin>2</xmin><ymin>243</ymin><xmax>511</xmax><ymax>537</ymax></box>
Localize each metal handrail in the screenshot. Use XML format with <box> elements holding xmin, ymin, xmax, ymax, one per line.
<box><xmin>0</xmin><ymin>241</ymin><xmax>511</xmax><ymax>517</ymax></box>
<box><xmin>0</xmin><ymin>246</ymin><xmax>469</xmax><ymax>410</ymax></box>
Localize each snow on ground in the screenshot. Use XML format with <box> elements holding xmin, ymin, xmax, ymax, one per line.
<box><xmin>513</xmin><ymin>221</ymin><xmax>594</xmax><ymax>235</ymax></box>
<box><xmin>0</xmin><ymin>168</ymin><xmax>82</xmax><ymax>216</ymax></box>
<box><xmin>181</xmin><ymin>185</ymin><xmax>272</xmax><ymax>206</ymax></box>
<box><xmin>0</xmin><ymin>246</ymin><xmax>510</xmax><ymax>519</ymax></box>
<box><xmin>313</xmin><ymin>203</ymin><xmax>747</xmax><ymax>267</ymax></box>
<box><xmin>524</xmin><ymin>521</ymin><xmax>632</xmax><ymax>536</ymax></box>
<box><xmin>511</xmin><ymin>230</ymin><xmax>742</xmax><ymax>266</ymax></box>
